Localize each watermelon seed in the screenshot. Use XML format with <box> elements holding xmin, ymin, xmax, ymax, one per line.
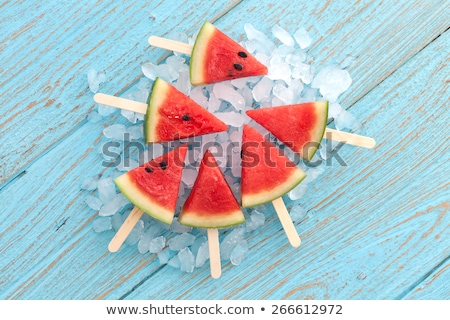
<box><xmin>145</xmin><ymin>167</ymin><xmax>153</xmax><ymax>173</ymax></box>
<box><xmin>182</xmin><ymin>114</ymin><xmax>190</xmax><ymax>121</ymax></box>
<box><xmin>159</xmin><ymin>161</ymin><xmax>167</xmax><ymax>170</ymax></box>
<box><xmin>233</xmin><ymin>63</ymin><xmax>243</xmax><ymax>71</ymax></box>
<box><xmin>238</xmin><ymin>51</ymin><xmax>247</xmax><ymax>58</ymax></box>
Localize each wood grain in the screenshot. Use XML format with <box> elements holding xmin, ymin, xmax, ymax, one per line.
<box><xmin>0</xmin><ymin>0</ymin><xmax>449</xmax><ymax>300</ymax></box>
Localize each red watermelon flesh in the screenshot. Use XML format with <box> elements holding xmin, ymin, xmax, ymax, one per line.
<box><xmin>114</xmin><ymin>145</ymin><xmax>188</xmax><ymax>224</ymax></box>
<box><xmin>145</xmin><ymin>78</ymin><xmax>228</xmax><ymax>143</ymax></box>
<box><xmin>190</xmin><ymin>21</ymin><xmax>268</xmax><ymax>86</ymax></box>
<box><xmin>178</xmin><ymin>150</ymin><xmax>245</xmax><ymax>229</ymax></box>
<box><xmin>241</xmin><ymin>125</ymin><xmax>306</xmax><ymax>208</ymax></box>
<box><xmin>246</xmin><ymin>101</ymin><xmax>328</xmax><ymax>161</ymax></box>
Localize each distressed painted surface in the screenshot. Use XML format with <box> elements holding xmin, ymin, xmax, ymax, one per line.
<box><xmin>0</xmin><ymin>0</ymin><xmax>449</xmax><ymax>299</ymax></box>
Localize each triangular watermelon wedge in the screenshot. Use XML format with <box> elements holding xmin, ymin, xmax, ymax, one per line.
<box><xmin>241</xmin><ymin>125</ymin><xmax>306</xmax><ymax>208</ymax></box>
<box><xmin>178</xmin><ymin>150</ymin><xmax>245</xmax><ymax>229</ymax></box>
<box><xmin>145</xmin><ymin>78</ymin><xmax>228</xmax><ymax>143</ymax></box>
<box><xmin>246</xmin><ymin>101</ymin><xmax>328</xmax><ymax>161</ymax></box>
<box><xmin>190</xmin><ymin>21</ymin><xmax>268</xmax><ymax>86</ymax></box>
<box><xmin>114</xmin><ymin>145</ymin><xmax>188</xmax><ymax>224</ymax></box>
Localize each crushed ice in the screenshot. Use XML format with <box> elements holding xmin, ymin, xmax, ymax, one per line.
<box><xmin>85</xmin><ymin>23</ymin><xmax>359</xmax><ymax>273</ymax></box>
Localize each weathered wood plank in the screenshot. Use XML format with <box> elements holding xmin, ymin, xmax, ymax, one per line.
<box><xmin>1</xmin><ymin>0</ymin><xmax>449</xmax><ymax>299</ymax></box>
<box><xmin>403</xmin><ymin>259</ymin><xmax>450</xmax><ymax>299</ymax></box>
<box><xmin>0</xmin><ymin>0</ymin><xmax>241</xmax><ymax>186</ymax></box>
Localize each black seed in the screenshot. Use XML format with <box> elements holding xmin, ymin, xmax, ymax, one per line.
<box><xmin>145</xmin><ymin>167</ymin><xmax>153</xmax><ymax>173</ymax></box>
<box><xmin>238</xmin><ymin>51</ymin><xmax>247</xmax><ymax>58</ymax></box>
<box><xmin>240</xmin><ymin>149</ymin><xmax>244</xmax><ymax>159</ymax></box>
<box><xmin>233</xmin><ymin>63</ymin><xmax>243</xmax><ymax>71</ymax></box>
<box><xmin>182</xmin><ymin>114</ymin><xmax>190</xmax><ymax>121</ymax></box>
<box><xmin>159</xmin><ymin>160</ymin><xmax>167</xmax><ymax>170</ymax></box>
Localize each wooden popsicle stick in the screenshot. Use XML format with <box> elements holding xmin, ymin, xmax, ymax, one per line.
<box><xmin>324</xmin><ymin>128</ymin><xmax>376</xmax><ymax>149</ymax></box>
<box><xmin>271</xmin><ymin>197</ymin><xmax>301</xmax><ymax>247</ymax></box>
<box><xmin>148</xmin><ymin>36</ymin><xmax>193</xmax><ymax>55</ymax></box>
<box><xmin>108</xmin><ymin>206</ymin><xmax>144</xmax><ymax>252</ymax></box>
<box><xmin>207</xmin><ymin>228</ymin><xmax>222</xmax><ymax>279</ymax></box>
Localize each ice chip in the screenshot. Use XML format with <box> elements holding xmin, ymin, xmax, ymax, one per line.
<box><xmin>195</xmin><ymin>241</ymin><xmax>210</xmax><ymax>267</ymax></box>
<box><xmin>84</xmin><ymin>196</ymin><xmax>103</xmax><ymax>211</ymax></box>
<box><xmin>244</xmin><ymin>23</ymin><xmax>275</xmax><ymax>56</ymax></box>
<box><xmin>87</xmin><ymin>110</ymin><xmax>102</xmax><ymax>123</ymax></box>
<box><xmin>245</xmin><ymin>210</ymin><xmax>265</xmax><ymax>232</ymax></box>
<box><xmin>230</xmin><ymin>239</ymin><xmax>248</xmax><ymax>265</ymax></box>
<box><xmin>293</xmin><ymin>27</ymin><xmax>312</xmax><ymax>49</ymax></box>
<box><xmin>142</xmin><ymin>62</ymin><xmax>159</xmax><ymax>80</ymax></box>
<box><xmin>170</xmin><ymin>217</ymin><xmax>193</xmax><ymax>233</ymax></box>
<box><xmin>97</xmin><ymin>177</ymin><xmax>116</xmax><ymax>203</ymax></box>
<box><xmin>99</xmin><ymin>193</ymin><xmax>130</xmax><ymax>216</ymax></box>
<box><xmin>311</xmin><ymin>65</ymin><xmax>352</xmax><ymax>103</ymax></box>
<box><xmin>288</xmin><ymin>183</ymin><xmax>307</xmax><ymax>200</ymax></box>
<box><xmin>335</xmin><ymin>108</ymin><xmax>360</xmax><ymax>131</ymax></box>
<box><xmin>178</xmin><ymin>247</ymin><xmax>195</xmax><ymax>273</ymax></box>
<box><xmin>220</xmin><ymin>227</ymin><xmax>245</xmax><ymax>261</ymax></box>
<box><xmin>167</xmin><ymin>255</ymin><xmax>180</xmax><ymax>269</ymax></box>
<box><xmin>213</xmin><ymin>82</ymin><xmax>245</xmax><ymax>111</ymax></box>
<box><xmin>81</xmin><ymin>176</ymin><xmax>98</xmax><ymax>191</ymax></box>
<box><xmin>290</xmin><ymin>205</ymin><xmax>308</xmax><ymax>222</ymax></box>
<box><xmin>181</xmin><ymin>168</ymin><xmax>198</xmax><ymax>187</ymax></box>
<box><xmin>268</xmin><ymin>62</ymin><xmax>291</xmax><ymax>82</ymax></box>
<box><xmin>111</xmin><ymin>211</ymin><xmax>124</xmax><ymax>231</ymax></box>
<box><xmin>125</xmin><ymin>219</ymin><xmax>144</xmax><ymax>246</ymax></box>
<box><xmin>97</xmin><ymin>104</ymin><xmax>116</xmax><ymax>116</ymax></box>
<box><xmin>157</xmin><ymin>249</ymin><xmax>171</xmax><ymax>265</ymax></box>
<box><xmin>175</xmin><ymin>69</ymin><xmax>191</xmax><ymax>95</ymax></box>
<box><xmin>138</xmin><ymin>230</ymin><xmax>153</xmax><ymax>254</ymax></box>
<box><xmin>103</xmin><ymin>124</ymin><xmax>127</xmax><ymax>140</ymax></box>
<box><xmin>252</xmin><ymin>76</ymin><xmax>273</xmax><ymax>102</ymax></box>
<box><xmin>149</xmin><ymin>236</ymin><xmax>166</xmax><ymax>253</ymax></box>
<box><xmin>215</xmin><ymin>112</ymin><xmax>246</xmax><ymax>127</ymax></box>
<box><xmin>126</xmin><ymin>125</ymin><xmax>143</xmax><ymax>140</ymax></box>
<box><xmin>272</xmin><ymin>25</ymin><xmax>295</xmax><ymax>47</ymax></box>
<box><xmin>168</xmin><ymin>233</ymin><xmax>196</xmax><ymax>251</ymax></box>
<box><xmin>87</xmin><ymin>69</ymin><xmax>106</xmax><ymax>93</ymax></box>
<box><xmin>121</xmin><ymin>109</ymin><xmax>137</xmax><ymax>124</ymax></box>
<box><xmin>328</xmin><ymin>103</ymin><xmax>343</xmax><ymax>119</ymax></box>
<box><xmin>273</xmin><ymin>82</ymin><xmax>294</xmax><ymax>104</ymax></box>
<box><xmin>93</xmin><ymin>217</ymin><xmax>112</xmax><ymax>233</ymax></box>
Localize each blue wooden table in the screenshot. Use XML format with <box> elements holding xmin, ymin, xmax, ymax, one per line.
<box><xmin>0</xmin><ymin>0</ymin><xmax>449</xmax><ymax>300</ymax></box>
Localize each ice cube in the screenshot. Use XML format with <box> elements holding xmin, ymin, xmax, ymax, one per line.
<box><xmin>190</xmin><ymin>235</ymin><xmax>207</xmax><ymax>256</ymax></box>
<box><xmin>190</xmin><ymin>86</ymin><xmax>208</xmax><ymax>107</ymax></box>
<box><xmin>215</xmin><ymin>112</ymin><xmax>246</xmax><ymax>127</ymax></box>
<box><xmin>97</xmin><ymin>104</ymin><xmax>116</xmax><ymax>116</ymax></box>
<box><xmin>230</xmin><ymin>239</ymin><xmax>248</xmax><ymax>265</ymax></box>
<box><xmin>244</xmin><ymin>23</ymin><xmax>276</xmax><ymax>56</ymax></box>
<box><xmin>126</xmin><ymin>125</ymin><xmax>143</xmax><ymax>140</ymax></box>
<box><xmin>273</xmin><ymin>82</ymin><xmax>294</xmax><ymax>104</ymax></box>
<box><xmin>142</xmin><ymin>62</ymin><xmax>159</xmax><ymax>80</ymax></box>
<box><xmin>335</xmin><ymin>108</ymin><xmax>360</xmax><ymax>131</ymax></box>
<box><xmin>311</xmin><ymin>65</ymin><xmax>352</xmax><ymax>103</ymax></box>
<box><xmin>220</xmin><ymin>227</ymin><xmax>245</xmax><ymax>261</ymax></box>
<box><xmin>166</xmin><ymin>55</ymin><xmax>187</xmax><ymax>73</ymax></box>
<box><xmin>138</xmin><ymin>230</ymin><xmax>153</xmax><ymax>254</ymax></box>
<box><xmin>195</xmin><ymin>240</ymin><xmax>210</xmax><ymax>267</ymax></box>
<box><xmin>290</xmin><ymin>205</ymin><xmax>308</xmax><ymax>222</ymax></box>
<box><xmin>110</xmin><ymin>213</ymin><xmax>124</xmax><ymax>234</ymax></box>
<box><xmin>272</xmin><ymin>25</ymin><xmax>295</xmax><ymax>47</ymax></box>
<box><xmin>168</xmin><ymin>233</ymin><xmax>196</xmax><ymax>251</ymax></box>
<box><xmin>87</xmin><ymin>69</ymin><xmax>106</xmax><ymax>93</ymax></box>
<box><xmin>245</xmin><ymin>210</ymin><xmax>265</xmax><ymax>232</ymax></box>
<box><xmin>125</xmin><ymin>219</ymin><xmax>144</xmax><ymax>246</ymax></box>
<box><xmin>170</xmin><ymin>217</ymin><xmax>193</xmax><ymax>234</ymax></box>
<box><xmin>157</xmin><ymin>249</ymin><xmax>171</xmax><ymax>265</ymax></box>
<box><xmin>120</xmin><ymin>109</ymin><xmax>137</xmax><ymax>124</ymax></box>
<box><xmin>178</xmin><ymin>247</ymin><xmax>195</xmax><ymax>273</ymax></box>
<box><xmin>99</xmin><ymin>193</ymin><xmax>130</xmax><ymax>216</ymax></box>
<box><xmin>175</xmin><ymin>69</ymin><xmax>191</xmax><ymax>95</ymax></box>
<box><xmin>156</xmin><ymin>64</ymin><xmax>179</xmax><ymax>83</ymax></box>
<box><xmin>87</xmin><ymin>110</ymin><xmax>102</xmax><ymax>123</ymax></box>
<box><xmin>276</xmin><ymin>44</ymin><xmax>295</xmax><ymax>57</ymax></box>
<box><xmin>181</xmin><ymin>168</ymin><xmax>198</xmax><ymax>187</ymax></box>
<box><xmin>84</xmin><ymin>196</ymin><xmax>103</xmax><ymax>211</ymax></box>
<box><xmin>213</xmin><ymin>82</ymin><xmax>245</xmax><ymax>111</ymax></box>
<box><xmin>167</xmin><ymin>255</ymin><xmax>180</xmax><ymax>269</ymax></box>
<box><xmin>103</xmin><ymin>124</ymin><xmax>127</xmax><ymax>140</ymax></box>
<box><xmin>288</xmin><ymin>183</ymin><xmax>307</xmax><ymax>200</ymax></box>
<box><xmin>97</xmin><ymin>177</ymin><xmax>116</xmax><ymax>203</ymax></box>
<box><xmin>93</xmin><ymin>217</ymin><xmax>112</xmax><ymax>233</ymax></box>
<box><xmin>252</xmin><ymin>76</ymin><xmax>273</xmax><ymax>102</ymax></box>
<box><xmin>81</xmin><ymin>176</ymin><xmax>98</xmax><ymax>191</ymax></box>
<box><xmin>268</xmin><ymin>62</ymin><xmax>292</xmax><ymax>82</ymax></box>
<box><xmin>231</xmin><ymin>77</ymin><xmax>248</xmax><ymax>89</ymax></box>
<box><xmin>293</xmin><ymin>27</ymin><xmax>312</xmax><ymax>49</ymax></box>
<box><xmin>149</xmin><ymin>236</ymin><xmax>166</xmax><ymax>253</ymax></box>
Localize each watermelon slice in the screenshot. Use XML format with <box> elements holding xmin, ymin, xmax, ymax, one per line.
<box><xmin>241</xmin><ymin>125</ymin><xmax>306</xmax><ymax>208</ymax></box>
<box><xmin>114</xmin><ymin>145</ymin><xmax>188</xmax><ymax>224</ymax></box>
<box><xmin>178</xmin><ymin>150</ymin><xmax>245</xmax><ymax>229</ymax></box>
<box><xmin>190</xmin><ymin>21</ymin><xmax>268</xmax><ymax>86</ymax></box>
<box><xmin>145</xmin><ymin>78</ymin><xmax>228</xmax><ymax>143</ymax></box>
<box><xmin>246</xmin><ymin>101</ymin><xmax>328</xmax><ymax>161</ymax></box>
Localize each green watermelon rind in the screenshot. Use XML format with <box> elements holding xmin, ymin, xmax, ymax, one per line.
<box><xmin>144</xmin><ymin>77</ymin><xmax>165</xmax><ymax>143</ymax></box>
<box><xmin>114</xmin><ymin>174</ymin><xmax>175</xmax><ymax>225</ymax></box>
<box><xmin>304</xmin><ymin>101</ymin><xmax>329</xmax><ymax>162</ymax></box>
<box><xmin>178</xmin><ymin>208</ymin><xmax>246</xmax><ymax>229</ymax></box>
<box><xmin>190</xmin><ymin>21</ymin><xmax>214</xmax><ymax>86</ymax></box>
<box><xmin>241</xmin><ymin>168</ymin><xmax>306</xmax><ymax>208</ymax></box>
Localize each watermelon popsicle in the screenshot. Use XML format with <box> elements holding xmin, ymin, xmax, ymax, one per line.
<box><xmin>241</xmin><ymin>125</ymin><xmax>306</xmax><ymax>247</ymax></box>
<box><xmin>246</xmin><ymin>101</ymin><xmax>376</xmax><ymax>161</ymax></box>
<box><xmin>108</xmin><ymin>145</ymin><xmax>187</xmax><ymax>252</ymax></box>
<box><xmin>178</xmin><ymin>150</ymin><xmax>245</xmax><ymax>279</ymax></box>
<box><xmin>148</xmin><ymin>21</ymin><xmax>268</xmax><ymax>85</ymax></box>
